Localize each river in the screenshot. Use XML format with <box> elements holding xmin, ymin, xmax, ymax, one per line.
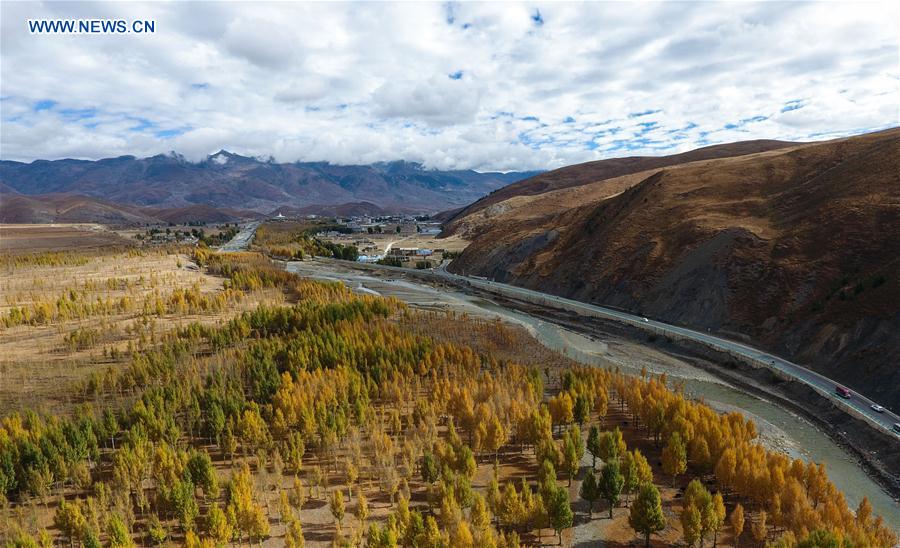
<box><xmin>285</xmin><ymin>259</ymin><xmax>900</xmax><ymax>532</ymax></box>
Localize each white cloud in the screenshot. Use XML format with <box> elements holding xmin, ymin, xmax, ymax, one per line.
<box><xmin>1</xmin><ymin>1</ymin><xmax>897</xmax><ymax>171</ymax></box>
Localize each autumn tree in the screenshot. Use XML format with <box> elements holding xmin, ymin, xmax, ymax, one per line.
<box><xmin>470</xmin><ymin>493</ymin><xmax>492</xmax><ymax>537</ymax></box>
<box><xmin>705</xmin><ymin>492</ymin><xmax>726</xmax><ymax>547</ymax></box>
<box><xmin>356</xmin><ymin>490</ymin><xmax>369</xmax><ymax>526</ymax></box>
<box><xmin>206</xmin><ymin>503</ymin><xmax>232</xmax><ymax>546</ymax></box>
<box><xmin>563</xmin><ymin>436</ymin><xmax>580</xmax><ymax>487</ymax></box>
<box><xmin>681</xmin><ymin>503</ymin><xmax>702</xmax><ymax>547</ymax></box>
<box><xmin>498</xmin><ymin>481</ymin><xmax>523</xmax><ymax>530</ymax></box>
<box><xmin>595</xmin><ymin>387</ymin><xmax>608</xmax><ymax>427</ymax></box>
<box><xmin>146</xmin><ymin>514</ymin><xmax>168</xmax><ymax>546</ymax></box>
<box><xmin>661</xmin><ymin>432</ymin><xmax>687</xmax><ymax>486</ymax></box>
<box><xmin>285</xmin><ymin>517</ymin><xmax>305</xmax><ymax>548</ymax></box>
<box><xmin>106</xmin><ymin>515</ymin><xmax>134</xmax><ymax>548</ymax></box>
<box><xmin>227</xmin><ymin>463</ymin><xmax>269</xmax><ymax>544</ymax></box>
<box><xmin>330</xmin><ymin>489</ymin><xmax>346</xmax><ymax>530</ymax></box>
<box><xmin>548</xmin><ymin>392</ymin><xmax>574</xmax><ymax>433</ymax></box>
<box><xmin>731</xmin><ymin>503</ymin><xmax>745</xmax><ymax>547</ymax></box>
<box><xmin>621</xmin><ymin>450</ymin><xmax>640</xmax><ymax>506</ymax></box>
<box><xmin>54</xmin><ymin>499</ymin><xmax>87</xmax><ymax>547</ymax></box>
<box><xmin>751</xmin><ymin>511</ymin><xmax>767</xmax><ymax>545</ymax></box>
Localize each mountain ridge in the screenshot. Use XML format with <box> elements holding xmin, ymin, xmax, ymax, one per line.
<box><xmin>0</xmin><ymin>152</ymin><xmax>541</xmax><ymax>214</ymax></box>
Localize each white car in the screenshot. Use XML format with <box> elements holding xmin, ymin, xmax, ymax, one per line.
<box><xmin>870</xmin><ymin>404</ymin><xmax>885</xmax><ymax>413</ymax></box>
<box><xmin>642</xmin><ymin>317</ymin><xmax>649</xmax><ymax>322</ymax></box>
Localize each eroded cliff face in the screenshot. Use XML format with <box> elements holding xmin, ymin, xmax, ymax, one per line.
<box><xmin>448</xmin><ymin>129</ymin><xmax>900</xmax><ymax>407</ymax></box>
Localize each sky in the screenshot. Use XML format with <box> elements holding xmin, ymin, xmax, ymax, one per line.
<box><xmin>1</xmin><ymin>1</ymin><xmax>898</xmax><ymax>171</ymax></box>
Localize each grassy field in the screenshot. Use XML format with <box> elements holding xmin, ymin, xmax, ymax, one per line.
<box><xmin>0</xmin><ymin>224</ymin><xmax>134</xmax><ymax>253</ymax></box>
<box><xmin>0</xmin><ymin>233</ymin><xmax>284</xmax><ymax>417</ymax></box>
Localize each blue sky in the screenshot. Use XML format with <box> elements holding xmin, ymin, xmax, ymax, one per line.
<box><xmin>0</xmin><ymin>2</ymin><xmax>897</xmax><ymax>170</ymax></box>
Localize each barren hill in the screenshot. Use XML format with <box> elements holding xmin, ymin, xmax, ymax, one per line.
<box><xmin>0</xmin><ymin>193</ymin><xmax>160</xmax><ymax>224</ymax></box>
<box><xmin>444</xmin><ymin>139</ymin><xmax>798</xmax><ymax>236</ymax></box>
<box><xmin>0</xmin><ymin>193</ymin><xmax>252</xmax><ymax>225</ymax></box>
<box><xmin>447</xmin><ymin>129</ymin><xmax>900</xmax><ymax>407</ymax></box>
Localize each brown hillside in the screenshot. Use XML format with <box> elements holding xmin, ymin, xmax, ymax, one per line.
<box><xmin>147</xmin><ymin>204</ymin><xmax>251</xmax><ymax>224</ymax></box>
<box><xmin>0</xmin><ymin>193</ymin><xmax>257</xmax><ymax>226</ymax></box>
<box><xmin>0</xmin><ymin>193</ymin><xmax>159</xmax><ymax>225</ymax></box>
<box><xmin>444</xmin><ymin>138</ymin><xmax>798</xmax><ymax>235</ymax></box>
<box><xmin>448</xmin><ymin>129</ymin><xmax>900</xmax><ymax>407</ymax></box>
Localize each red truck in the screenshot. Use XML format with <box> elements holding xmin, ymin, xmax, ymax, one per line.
<box><xmin>835</xmin><ymin>385</ymin><xmax>851</xmax><ymax>399</ymax></box>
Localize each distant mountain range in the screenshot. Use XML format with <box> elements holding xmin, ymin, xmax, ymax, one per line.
<box><xmin>444</xmin><ymin>128</ymin><xmax>900</xmax><ymax>407</ymax></box>
<box><xmin>0</xmin><ymin>151</ymin><xmax>541</xmax><ymax>216</ymax></box>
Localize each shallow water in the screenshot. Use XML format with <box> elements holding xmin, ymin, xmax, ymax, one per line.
<box><xmin>286</xmin><ymin>261</ymin><xmax>900</xmax><ymax>531</ymax></box>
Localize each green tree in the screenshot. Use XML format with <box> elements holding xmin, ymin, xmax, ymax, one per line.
<box><xmin>82</xmin><ymin>530</ymin><xmax>101</xmax><ymax>548</ymax></box>
<box><xmin>186</xmin><ymin>450</ymin><xmax>219</xmax><ymax>500</ymax></box>
<box><xmin>172</xmin><ymin>479</ymin><xmax>199</xmax><ymax>532</ymax></box>
<box><xmin>629</xmin><ymin>483</ymin><xmax>666</xmax><ymax>548</ymax></box>
<box><xmin>548</xmin><ymin>486</ymin><xmax>573</xmax><ymax>545</ymax></box>
<box><xmin>797</xmin><ymin>529</ymin><xmax>850</xmax><ymax>548</ymax></box>
<box><xmin>681</xmin><ymin>504</ymin><xmax>702</xmax><ymax>547</ymax></box>
<box><xmin>421</xmin><ymin>453</ymin><xmax>439</xmax><ymax>484</ymax></box>
<box><xmin>579</xmin><ymin>469</ymin><xmax>600</xmax><ymax>516</ymax></box>
<box><xmin>587</xmin><ymin>426</ymin><xmax>602</xmax><ymax>469</ymax></box>
<box><xmin>599</xmin><ymin>458</ymin><xmax>625</xmax><ymax>518</ymax></box>
<box><xmin>573</xmin><ymin>394</ymin><xmax>590</xmax><ymax>426</ymax></box>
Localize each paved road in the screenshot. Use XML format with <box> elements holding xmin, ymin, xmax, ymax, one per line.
<box><xmin>219</xmin><ymin>221</ymin><xmax>260</xmax><ymax>252</ymax></box>
<box><xmin>361</xmin><ymin>260</ymin><xmax>900</xmax><ymax>437</ymax></box>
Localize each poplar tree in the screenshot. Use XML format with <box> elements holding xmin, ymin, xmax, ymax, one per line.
<box><xmin>731</xmin><ymin>503</ymin><xmax>745</xmax><ymax>547</ymax></box>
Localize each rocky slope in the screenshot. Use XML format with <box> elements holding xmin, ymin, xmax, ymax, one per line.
<box><xmin>446</xmin><ymin>129</ymin><xmax>900</xmax><ymax>408</ymax></box>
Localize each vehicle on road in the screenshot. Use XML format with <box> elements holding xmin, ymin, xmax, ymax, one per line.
<box><xmin>871</xmin><ymin>404</ymin><xmax>885</xmax><ymax>413</ymax></box>
<box><xmin>642</xmin><ymin>317</ymin><xmax>649</xmax><ymax>322</ymax></box>
<box><xmin>835</xmin><ymin>385</ymin><xmax>852</xmax><ymax>399</ymax></box>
